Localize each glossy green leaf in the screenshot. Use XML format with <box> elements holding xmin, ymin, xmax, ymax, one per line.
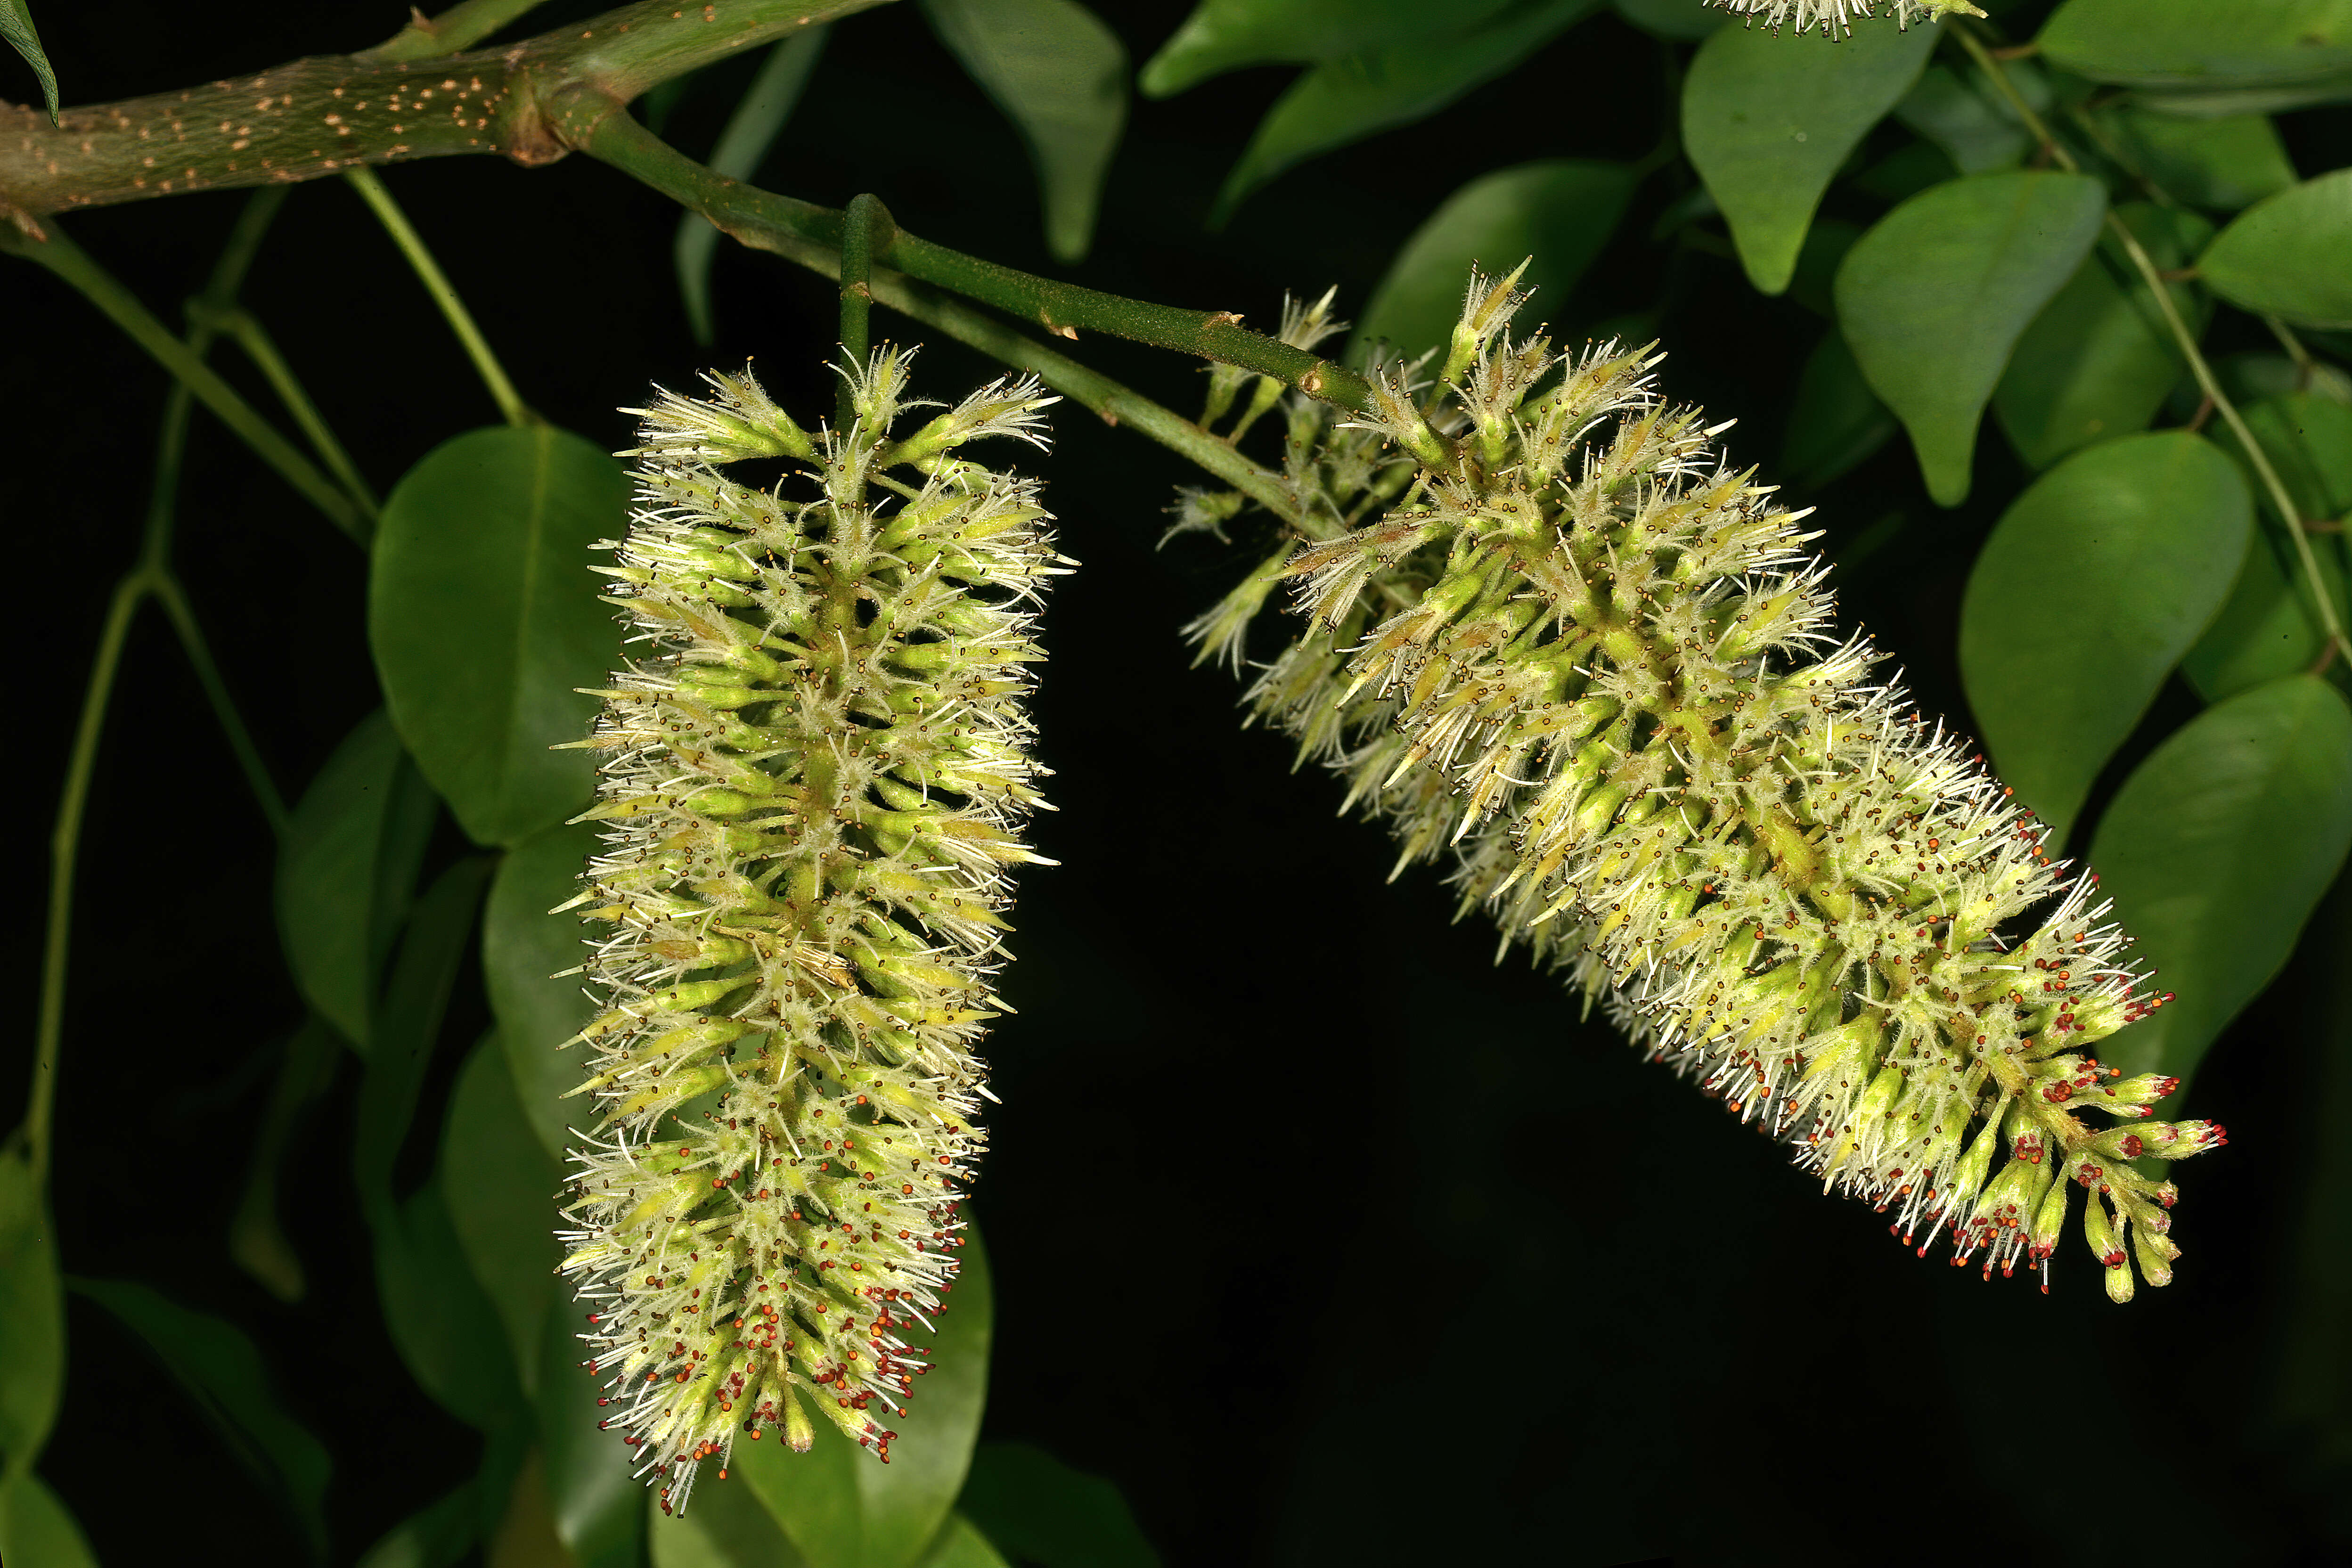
<box><xmin>1612</xmin><ymin>0</ymin><xmax>1723</xmax><ymax>39</ymax></box>
<box><xmin>372</xmin><ymin>425</ymin><xmax>630</xmax><ymax>848</ymax></box>
<box><xmin>540</xmin><ymin>1312</ymin><xmax>648</xmax><ymax>1568</ymax></box>
<box><xmin>443</xmin><ymin>1035</ymin><xmax>560</xmax><ymax>1397</ymax></box>
<box><xmin>1993</xmin><ymin>202</ymin><xmax>2212</xmax><ymax>470</ymax></box>
<box><xmin>485</xmin><ymin>821</ymin><xmax>601</xmax><ymax>1163</ymax></box>
<box><xmin>676</xmin><ymin>29</ymin><xmax>829</xmax><ymax>344</ymax></box>
<box><xmin>1778</xmin><ymin>327</ymin><xmax>1896</xmax><ymax>490</ymax></box>
<box><xmin>1894</xmin><ymin>64</ymin><xmax>2032</xmax><ymax>174</ymax></box>
<box><xmin>1960</xmin><ymin>430</ymin><xmax>2252</xmax><ymax>843</ymax></box>
<box><xmin>354</xmin><ymin>856</ymin><xmax>496</xmax><ymax>1226</ymax></box>
<box><xmin>1837</xmin><ymin>170</ymin><xmax>2107</xmax><ymax>505</ymax></box>
<box><xmin>916</xmin><ymin>1515</ymin><xmax>1012</xmax><ymax>1568</ymax></box>
<box><xmin>739</xmin><ymin>1231</ymin><xmax>994</xmax><ymax>1568</ymax></box>
<box><xmin>649</xmin><ymin>1477</ymin><xmax>807</xmax><ymax>1568</ymax></box>
<box><xmin>924</xmin><ymin>0</ymin><xmax>1127</xmax><ymax>263</ymax></box>
<box><xmin>354</xmin><ymin>1482</ymin><xmax>480</xmax><ymax>1568</ymax></box>
<box><xmin>2039</xmin><ymin>0</ymin><xmax>2352</xmax><ymax>93</ymax></box>
<box><xmin>1682</xmin><ymin>17</ymin><xmax>1939</xmax><ymax>295</ymax></box>
<box><xmin>377</xmin><ymin>1175</ymin><xmax>528</xmax><ymax>1431</ymax></box>
<box><xmin>2100</xmin><ymin>108</ymin><xmax>2296</xmax><ymax>212</ymax></box>
<box><xmin>2199</xmin><ymin>170</ymin><xmax>2352</xmax><ymax>330</ymax></box>
<box><xmin>0</xmin><ymin>1145</ymin><xmax>61</xmax><ymax>1475</ymax></box>
<box><xmin>959</xmin><ymin>1443</ymin><xmax>1160</xmax><ymax>1568</ymax></box>
<box><xmin>2187</xmin><ymin>393</ymin><xmax>2352</xmax><ymax>699</ymax></box>
<box><xmin>1356</xmin><ymin>160</ymin><xmax>1636</xmax><ymax>362</ymax></box>
<box><xmin>2089</xmin><ymin>676</ymin><xmax>2352</xmax><ymax>1095</ymax></box>
<box><xmin>276</xmin><ymin>709</ymin><xmax>439</xmax><ymax>1055</ymax></box>
<box><xmin>1210</xmin><ymin>0</ymin><xmax>1601</xmax><ymax>222</ymax></box>
<box><xmin>1139</xmin><ymin>0</ymin><xmax>1514</xmax><ymax>96</ymax></box>
<box><xmin>71</xmin><ymin>1276</ymin><xmax>333</xmax><ymax>1561</ymax></box>
<box><xmin>0</xmin><ymin>1475</ymin><xmax>98</xmax><ymax>1568</ymax></box>
<box><xmin>229</xmin><ymin>1018</ymin><xmax>343</xmax><ymax>1303</ymax></box>
<box><xmin>1</xmin><ymin>0</ymin><xmax>57</xmax><ymax>123</ymax></box>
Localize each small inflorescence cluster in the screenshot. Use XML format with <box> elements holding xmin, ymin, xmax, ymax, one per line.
<box><xmin>1704</xmin><ymin>0</ymin><xmax>1985</xmax><ymax>35</ymax></box>
<box><xmin>557</xmin><ymin>354</ymin><xmax>1062</xmax><ymax>1513</ymax></box>
<box><xmin>1183</xmin><ymin>274</ymin><xmax>2222</xmax><ymax>1303</ymax></box>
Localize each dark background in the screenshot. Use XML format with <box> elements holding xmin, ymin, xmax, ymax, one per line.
<box><xmin>7</xmin><ymin>1</ymin><xmax>2349</xmax><ymax>1564</ymax></box>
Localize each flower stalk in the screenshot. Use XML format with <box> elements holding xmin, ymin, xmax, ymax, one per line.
<box><xmin>558</xmin><ymin>354</ymin><xmax>1062</xmax><ymax>1510</ymax></box>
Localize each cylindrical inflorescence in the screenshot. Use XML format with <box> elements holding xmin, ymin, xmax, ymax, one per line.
<box><xmin>1187</xmin><ymin>274</ymin><xmax>2221</xmax><ymax>1302</ymax></box>
<box><xmin>557</xmin><ymin>353</ymin><xmax>1063</xmax><ymax>1513</ymax></box>
<box><xmin>1703</xmin><ymin>0</ymin><xmax>1984</xmax><ymax>35</ymax></box>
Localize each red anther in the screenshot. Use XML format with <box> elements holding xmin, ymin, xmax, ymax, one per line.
<box><xmin>2119</xmin><ymin>1135</ymin><xmax>2143</xmax><ymax>1159</ymax></box>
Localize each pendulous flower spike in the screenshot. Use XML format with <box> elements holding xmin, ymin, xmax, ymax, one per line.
<box><xmin>1184</xmin><ymin>272</ymin><xmax>2220</xmax><ymax>1300</ymax></box>
<box><xmin>559</xmin><ymin>354</ymin><xmax>1064</xmax><ymax>1515</ymax></box>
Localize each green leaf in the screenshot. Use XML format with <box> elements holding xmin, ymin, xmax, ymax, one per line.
<box><xmin>2099</xmin><ymin>108</ymin><xmax>2296</xmax><ymax>212</ymax></box>
<box><xmin>442</xmin><ymin>1035</ymin><xmax>561</xmax><ymax>1397</ymax></box>
<box><xmin>1682</xmin><ymin>16</ymin><xmax>1939</xmax><ymax>295</ymax></box>
<box><xmin>0</xmin><ymin>1475</ymin><xmax>98</xmax><ymax>1568</ymax></box>
<box><xmin>354</xmin><ymin>856</ymin><xmax>496</xmax><ymax>1225</ymax></box>
<box><xmin>676</xmin><ymin>29</ymin><xmax>829</xmax><ymax>344</ymax></box>
<box><xmin>1611</xmin><ymin>0</ymin><xmax>1723</xmax><ymax>40</ymax></box>
<box><xmin>277</xmin><ymin>709</ymin><xmax>439</xmax><ymax>1055</ymax></box>
<box><xmin>2038</xmin><ymin>0</ymin><xmax>2352</xmax><ymax>94</ymax></box>
<box><xmin>2187</xmin><ymin>393</ymin><xmax>2352</xmax><ymax>700</ymax></box>
<box><xmin>372</xmin><ymin>425</ymin><xmax>630</xmax><ymax>849</ymax></box>
<box><xmin>1893</xmin><ymin>64</ymin><xmax>2033</xmax><ymax>174</ymax></box>
<box><xmin>915</xmin><ymin>1515</ymin><xmax>1012</xmax><ymax>1568</ymax></box>
<box><xmin>1960</xmin><ymin>430</ymin><xmax>2252</xmax><ymax>843</ymax></box>
<box><xmin>958</xmin><ymin>1443</ymin><xmax>1160</xmax><ymax>1568</ymax></box>
<box><xmin>1139</xmin><ymin>0</ymin><xmax>1515</xmax><ymax>96</ymax></box>
<box><xmin>539</xmin><ymin>1311</ymin><xmax>649</xmax><ymax>1568</ymax></box>
<box><xmin>70</xmin><ymin>1276</ymin><xmax>333</xmax><ymax>1561</ymax></box>
<box><xmin>2199</xmin><ymin>169</ymin><xmax>2352</xmax><ymax>331</ymax></box>
<box><xmin>485</xmin><ymin>821</ymin><xmax>602</xmax><ymax>1163</ymax></box>
<box><xmin>0</xmin><ymin>1145</ymin><xmax>61</xmax><ymax>1477</ymax></box>
<box><xmin>923</xmin><ymin>0</ymin><xmax>1127</xmax><ymax>264</ymax></box>
<box><xmin>738</xmin><ymin>1230</ymin><xmax>994</xmax><ymax>1568</ymax></box>
<box><xmin>1836</xmin><ymin>169</ymin><xmax>2107</xmax><ymax>505</ymax></box>
<box><xmin>1778</xmin><ymin>326</ymin><xmax>1896</xmax><ymax>490</ymax></box>
<box><xmin>1993</xmin><ymin>201</ymin><xmax>2212</xmax><ymax>470</ymax></box>
<box><xmin>354</xmin><ymin>1482</ymin><xmax>481</xmax><ymax>1568</ymax></box>
<box><xmin>377</xmin><ymin>1175</ymin><xmax>528</xmax><ymax>1431</ymax></box>
<box><xmin>1209</xmin><ymin>0</ymin><xmax>1601</xmax><ymax>223</ymax></box>
<box><xmin>1356</xmin><ymin>160</ymin><xmax>1636</xmax><ymax>362</ymax></box>
<box><xmin>649</xmin><ymin>1477</ymin><xmax>807</xmax><ymax>1568</ymax></box>
<box><xmin>2089</xmin><ymin>675</ymin><xmax>2352</xmax><ymax>1096</ymax></box>
<box><xmin>1</xmin><ymin>0</ymin><xmax>57</xmax><ymax>124</ymax></box>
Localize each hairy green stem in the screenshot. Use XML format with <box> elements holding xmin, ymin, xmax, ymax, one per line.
<box><xmin>838</xmin><ymin>192</ymin><xmax>889</xmax><ymax>425</ymax></box>
<box><xmin>345</xmin><ymin>166</ymin><xmax>529</xmax><ymax>427</ymax></box>
<box><xmin>1957</xmin><ymin>24</ymin><xmax>2351</xmax><ymax>663</ymax></box>
<box><xmin>578</xmin><ymin>109</ymin><xmax>1304</xmax><ymax>517</ymax></box>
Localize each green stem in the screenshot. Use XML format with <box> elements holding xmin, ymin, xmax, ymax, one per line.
<box><xmin>561</xmin><ymin>103</ymin><xmax>1370</xmax><ymax>411</ymax></box>
<box><xmin>838</xmin><ymin>193</ymin><xmax>890</xmax><ymax>424</ymax></box>
<box><xmin>0</xmin><ymin>224</ymin><xmax>366</xmax><ymax>542</ymax></box>
<box><xmin>345</xmin><ymin>166</ymin><xmax>531</xmax><ymax>427</ymax></box>
<box><xmin>196</xmin><ymin>303</ymin><xmax>383</xmax><ymax>523</ymax></box>
<box><xmin>365</xmin><ymin>0</ymin><xmax>557</xmax><ymax>60</ymax></box>
<box><xmin>1956</xmin><ymin>23</ymin><xmax>2352</xmax><ymax>664</ymax></box>
<box><xmin>151</xmin><ymin>576</ymin><xmax>293</xmax><ymax>836</ymax></box>
<box><xmin>577</xmin><ymin>110</ymin><xmax>1303</xmax><ymax>516</ymax></box>
<box><xmin>25</xmin><ymin>575</ymin><xmax>143</xmax><ymax>1182</ymax></box>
